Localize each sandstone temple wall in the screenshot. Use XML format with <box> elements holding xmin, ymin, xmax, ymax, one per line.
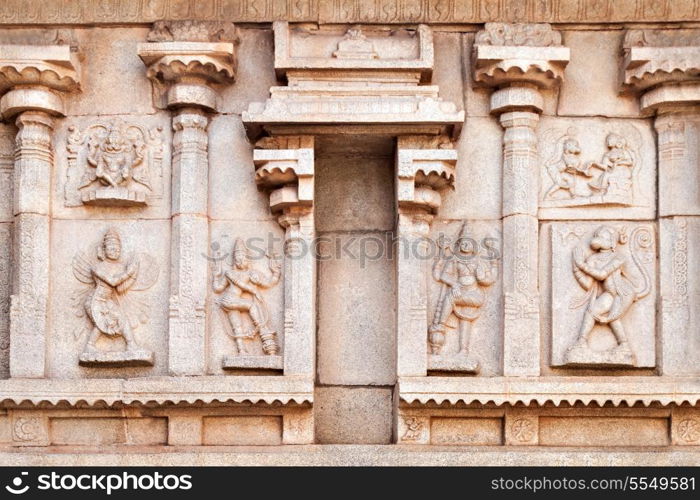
<box><xmin>0</xmin><ymin>0</ymin><xmax>698</xmax><ymax>464</ymax></box>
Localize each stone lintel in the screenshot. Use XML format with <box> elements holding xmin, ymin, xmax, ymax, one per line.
<box><xmin>273</xmin><ymin>22</ymin><xmax>434</xmax><ymax>81</ymax></box>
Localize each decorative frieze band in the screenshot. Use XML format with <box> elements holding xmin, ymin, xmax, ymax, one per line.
<box><xmin>1</xmin><ymin>0</ymin><xmax>698</xmax><ymax>25</ymax></box>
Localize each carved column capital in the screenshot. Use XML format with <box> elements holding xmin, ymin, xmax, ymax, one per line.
<box><xmin>396</xmin><ymin>135</ymin><xmax>456</xmax><ymax>215</ymax></box>
<box><xmin>138</xmin><ymin>21</ymin><xmax>238</xmax><ymax>111</ymax></box>
<box><xmin>622</xmin><ymin>29</ymin><xmax>700</xmax><ymax>115</ymax></box>
<box><xmin>0</xmin><ymin>44</ymin><xmax>81</xmax><ymax>118</ymax></box>
<box><xmin>473</xmin><ymin>23</ymin><xmax>570</xmax><ymax>91</ymax></box>
<box><xmin>253</xmin><ymin>136</ymin><xmax>315</xmax><ymax>216</ymax></box>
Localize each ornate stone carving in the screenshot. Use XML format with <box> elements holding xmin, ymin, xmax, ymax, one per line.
<box><xmin>475</xmin><ymin>23</ymin><xmax>562</xmax><ymax>46</ymax></box>
<box><xmin>72</xmin><ymin>228</ymin><xmax>159</xmax><ymax>367</ymax></box>
<box><xmin>1</xmin><ymin>1</ymin><xmax>698</xmax><ymax>25</ymax></box>
<box><xmin>541</xmin><ymin>129</ymin><xmax>639</xmax><ymax>208</ymax></box>
<box><xmin>147</xmin><ymin>20</ymin><xmax>239</xmax><ymax>43</ymax></box>
<box><xmin>473</xmin><ymin>23</ymin><xmax>569</xmax><ymax>89</ymax></box>
<box><xmin>137</xmin><ymin>31</ymin><xmax>237</xmax><ymax>111</ymax></box>
<box><xmin>428</xmin><ymin>223</ymin><xmax>497</xmax><ymax>374</ymax></box>
<box><xmin>65</xmin><ymin>119</ymin><xmax>164</xmax><ymax>207</ymax></box>
<box><xmin>550</xmin><ymin>223</ymin><xmax>656</xmax><ymax>368</ymax></box>
<box><xmin>401</xmin><ymin>416</ymin><xmax>427</xmax><ymax>442</ymax></box>
<box><xmin>396</xmin><ymin>136</ymin><xmax>456</xmax><ymax>214</ymax></box>
<box><xmin>333</xmin><ymin>27</ymin><xmax>378</xmax><ymax>59</ymax></box>
<box><xmin>213</xmin><ymin>238</ymin><xmax>283</xmax><ymax>370</ymax></box>
<box><xmin>10</xmin><ymin>412</ymin><xmax>48</xmax><ymax>447</ymax></box>
<box><xmin>622</xmin><ymin>29</ymin><xmax>700</xmax><ymax>114</ymax></box>
<box><xmin>243</xmin><ymin>22</ymin><xmax>463</xmax><ymax>138</ymax></box>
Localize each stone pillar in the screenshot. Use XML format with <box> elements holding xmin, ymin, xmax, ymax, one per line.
<box><xmin>254</xmin><ymin>136</ymin><xmax>315</xmax><ymax>377</ymax></box>
<box><xmin>473</xmin><ymin>23</ymin><xmax>569</xmax><ymax>376</ymax></box>
<box><xmin>495</xmin><ymin>94</ymin><xmax>542</xmax><ymax>377</ymax></box>
<box><xmin>138</xmin><ymin>24</ymin><xmax>237</xmax><ymax>375</ymax></box>
<box><xmin>0</xmin><ymin>45</ymin><xmax>80</xmax><ymax>378</ymax></box>
<box><xmin>622</xmin><ymin>30</ymin><xmax>700</xmax><ymax>375</ymax></box>
<box><xmin>395</xmin><ymin>136</ymin><xmax>457</xmax><ymax>377</ymax></box>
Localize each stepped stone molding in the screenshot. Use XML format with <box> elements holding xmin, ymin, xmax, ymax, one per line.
<box><xmin>243</xmin><ymin>22</ymin><xmax>463</xmax><ymax>138</ymax></box>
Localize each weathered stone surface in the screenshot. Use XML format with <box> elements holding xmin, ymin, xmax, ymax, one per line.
<box><xmin>0</xmin><ymin>12</ymin><xmax>699</xmax><ymax>462</ymax></box>
<box><xmin>314</xmin><ymin>387</ymin><xmax>392</xmax><ymax>444</ymax></box>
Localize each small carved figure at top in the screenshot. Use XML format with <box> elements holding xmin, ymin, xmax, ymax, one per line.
<box><xmin>72</xmin><ymin>228</ymin><xmax>159</xmax><ymax>367</ymax></box>
<box><xmin>565</xmin><ymin>225</ymin><xmax>652</xmax><ymax>367</ymax></box>
<box><xmin>213</xmin><ymin>238</ymin><xmax>282</xmax><ymax>364</ymax></box>
<box><xmin>541</xmin><ymin>128</ymin><xmax>639</xmax><ymax>208</ymax></box>
<box><xmin>475</xmin><ymin>22</ymin><xmax>562</xmax><ymax>47</ymax></box>
<box><xmin>428</xmin><ymin>222</ymin><xmax>497</xmax><ymax>374</ymax></box>
<box><xmin>333</xmin><ymin>26</ymin><xmax>379</xmax><ymax>59</ymax></box>
<box><xmin>146</xmin><ymin>20</ymin><xmax>239</xmax><ymax>43</ymax></box>
<box><xmin>66</xmin><ymin>119</ymin><xmax>163</xmax><ymax>208</ymax></box>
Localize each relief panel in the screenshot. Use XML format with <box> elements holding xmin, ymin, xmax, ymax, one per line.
<box><xmin>550</xmin><ymin>222</ymin><xmax>656</xmax><ymax>368</ymax></box>
<box><xmin>538</xmin><ymin>118</ymin><xmax>656</xmax><ymax>220</ymax></box>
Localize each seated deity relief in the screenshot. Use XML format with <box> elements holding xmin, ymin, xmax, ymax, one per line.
<box><xmin>71</xmin><ymin>228</ymin><xmax>159</xmax><ymax>367</ymax></box>
<box><xmin>212</xmin><ymin>237</ymin><xmax>283</xmax><ymax>370</ymax></box>
<box><xmin>428</xmin><ymin>223</ymin><xmax>498</xmax><ymax>374</ymax></box>
<box><xmin>65</xmin><ymin>119</ymin><xmax>164</xmax><ymax>208</ymax></box>
<box><xmin>540</xmin><ymin>127</ymin><xmax>640</xmax><ymax>208</ymax></box>
<box><xmin>550</xmin><ymin>222</ymin><xmax>656</xmax><ymax>368</ymax></box>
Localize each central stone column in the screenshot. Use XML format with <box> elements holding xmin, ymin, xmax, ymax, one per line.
<box><xmin>473</xmin><ymin>23</ymin><xmax>569</xmax><ymax>376</ymax></box>
<box><xmin>138</xmin><ymin>25</ymin><xmax>237</xmax><ymax>375</ymax></box>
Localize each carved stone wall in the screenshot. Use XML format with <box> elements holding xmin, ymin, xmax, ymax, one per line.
<box><xmin>0</xmin><ymin>2</ymin><xmax>699</xmax><ymax>465</ymax></box>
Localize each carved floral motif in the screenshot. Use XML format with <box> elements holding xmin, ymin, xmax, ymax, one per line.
<box><xmin>475</xmin><ymin>22</ymin><xmax>562</xmax><ymax>46</ymax></box>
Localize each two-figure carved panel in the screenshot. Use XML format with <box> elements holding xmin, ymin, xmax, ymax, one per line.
<box><xmin>550</xmin><ymin>222</ymin><xmax>656</xmax><ymax>368</ymax></box>
<box><xmin>538</xmin><ymin>118</ymin><xmax>656</xmax><ymax>220</ymax></box>
<box><xmin>65</xmin><ymin>119</ymin><xmax>164</xmax><ymax>208</ymax></box>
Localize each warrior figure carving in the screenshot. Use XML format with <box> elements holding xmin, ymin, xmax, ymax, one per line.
<box><xmin>428</xmin><ymin>223</ymin><xmax>497</xmax><ymax>373</ymax></box>
<box><xmin>213</xmin><ymin>238</ymin><xmax>282</xmax><ymax>356</ymax></box>
<box><xmin>72</xmin><ymin>228</ymin><xmax>159</xmax><ymax>366</ymax></box>
<box><xmin>566</xmin><ymin>225</ymin><xmax>650</xmax><ymax>365</ymax></box>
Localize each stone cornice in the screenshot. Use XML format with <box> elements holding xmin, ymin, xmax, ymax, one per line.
<box><xmin>399</xmin><ymin>376</ymin><xmax>700</xmax><ymax>407</ymax></box>
<box><xmin>0</xmin><ymin>44</ymin><xmax>80</xmax><ymax>93</ymax></box>
<box><xmin>0</xmin><ymin>376</ymin><xmax>314</xmax><ymax>407</ymax></box>
<box><xmin>1</xmin><ymin>0</ymin><xmax>699</xmax><ymax>25</ymax></box>
<box><xmin>473</xmin><ymin>23</ymin><xmax>569</xmax><ymax>89</ymax></box>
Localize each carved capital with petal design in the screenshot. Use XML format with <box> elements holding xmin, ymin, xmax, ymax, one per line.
<box><xmin>473</xmin><ymin>23</ymin><xmax>569</xmax><ymax>90</ymax></box>
<box><xmin>0</xmin><ymin>44</ymin><xmax>81</xmax><ymax>118</ymax></box>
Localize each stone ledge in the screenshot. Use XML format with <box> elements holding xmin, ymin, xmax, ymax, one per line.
<box><xmin>399</xmin><ymin>377</ymin><xmax>700</xmax><ymax>406</ymax></box>
<box><xmin>0</xmin><ymin>376</ymin><xmax>313</xmax><ymax>407</ymax></box>
<box><xmin>0</xmin><ymin>446</ymin><xmax>698</xmax><ymax>466</ymax></box>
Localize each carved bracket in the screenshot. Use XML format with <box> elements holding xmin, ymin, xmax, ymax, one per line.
<box><xmin>396</xmin><ymin>136</ymin><xmax>456</xmax><ymax>214</ymax></box>
<box><xmin>622</xmin><ymin>30</ymin><xmax>700</xmax><ymax>114</ymax></box>
<box><xmin>138</xmin><ymin>22</ymin><xmax>237</xmax><ymax>111</ymax></box>
<box><xmin>254</xmin><ymin>136</ymin><xmax>315</xmax><ymax>214</ymax></box>
<box><xmin>0</xmin><ymin>44</ymin><xmax>81</xmax><ymax>118</ymax></box>
<box><xmin>473</xmin><ymin>23</ymin><xmax>570</xmax><ymax>90</ymax></box>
